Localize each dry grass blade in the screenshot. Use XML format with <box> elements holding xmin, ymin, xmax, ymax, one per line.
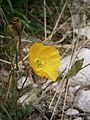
<box><xmin>0</xmin><ymin>7</ymin><xmax>8</xmax><ymax>24</ymax></box>
<box><xmin>61</xmin><ymin>79</ymin><xmax>69</xmax><ymax>120</ymax></box>
<box><xmin>49</xmin><ymin>74</ymin><xmax>67</xmax><ymax>120</ymax></box>
<box><xmin>44</xmin><ymin>0</ymin><xmax>47</xmax><ymax>40</ymax></box>
<box><xmin>43</xmin><ymin>0</ymin><xmax>67</xmax><ymax>42</ymax></box>
<box><xmin>0</xmin><ymin>59</ymin><xmax>11</xmax><ymax>65</ymax></box>
<box><xmin>49</xmin><ymin>0</ymin><xmax>67</xmax><ymax>40</ymax></box>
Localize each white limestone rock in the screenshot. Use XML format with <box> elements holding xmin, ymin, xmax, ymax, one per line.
<box><xmin>87</xmin><ymin>116</ymin><xmax>90</xmax><ymax>120</ymax></box>
<box><xmin>74</xmin><ymin>26</ymin><xmax>90</xmax><ymax>39</ymax></box>
<box><xmin>74</xmin><ymin>117</ymin><xmax>83</xmax><ymax>120</ymax></box>
<box><xmin>17</xmin><ymin>76</ymin><xmax>38</xmax><ymax>89</ymax></box>
<box><xmin>81</xmin><ymin>0</ymin><xmax>90</xmax><ymax>4</ymax></box>
<box><xmin>17</xmin><ymin>76</ymin><xmax>32</xmax><ymax>89</ymax></box>
<box><xmin>69</xmin><ymin>86</ymin><xmax>81</xmax><ymax>94</ymax></box>
<box><xmin>18</xmin><ymin>92</ymin><xmax>38</xmax><ymax>106</ymax></box>
<box><xmin>74</xmin><ymin>90</ymin><xmax>90</xmax><ymax>113</ymax></box>
<box><xmin>58</xmin><ymin>48</ymin><xmax>90</xmax><ymax>87</ymax></box>
<box><xmin>65</xmin><ymin>108</ymin><xmax>79</xmax><ymax>116</ymax></box>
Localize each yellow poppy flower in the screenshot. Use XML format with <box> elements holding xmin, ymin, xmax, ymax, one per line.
<box><xmin>28</xmin><ymin>43</ymin><xmax>60</xmax><ymax>81</ymax></box>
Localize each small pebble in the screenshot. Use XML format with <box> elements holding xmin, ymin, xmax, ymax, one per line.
<box><xmin>74</xmin><ymin>117</ymin><xmax>83</xmax><ymax>120</ymax></box>
<box><xmin>65</xmin><ymin>108</ymin><xmax>79</xmax><ymax>116</ymax></box>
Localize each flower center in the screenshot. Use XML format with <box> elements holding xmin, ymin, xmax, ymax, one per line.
<box><xmin>36</xmin><ymin>59</ymin><xmax>44</xmax><ymax>67</ymax></box>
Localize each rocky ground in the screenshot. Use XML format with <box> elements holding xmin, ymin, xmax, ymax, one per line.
<box><xmin>17</xmin><ymin>47</ymin><xmax>90</xmax><ymax>120</ymax></box>
<box><xmin>0</xmin><ymin>0</ymin><xmax>90</xmax><ymax>120</ymax></box>
<box><xmin>14</xmin><ymin>1</ymin><xmax>90</xmax><ymax>119</ymax></box>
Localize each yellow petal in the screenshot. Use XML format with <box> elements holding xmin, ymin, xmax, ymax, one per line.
<box><xmin>43</xmin><ymin>64</ymin><xmax>59</xmax><ymax>80</ymax></box>
<box><xmin>43</xmin><ymin>69</ymin><xmax>58</xmax><ymax>81</ymax></box>
<box><xmin>46</xmin><ymin>71</ymin><xmax>58</xmax><ymax>81</ymax></box>
<box><xmin>28</xmin><ymin>43</ymin><xmax>44</xmax><ymax>67</ymax></box>
<box><xmin>40</xmin><ymin>46</ymin><xmax>59</xmax><ymax>59</ymax></box>
<box><xmin>45</xmin><ymin>57</ymin><xmax>60</xmax><ymax>69</ymax></box>
<box><xmin>29</xmin><ymin>43</ymin><xmax>44</xmax><ymax>59</ymax></box>
<box><xmin>34</xmin><ymin>68</ymin><xmax>58</xmax><ymax>81</ymax></box>
<box><xmin>28</xmin><ymin>43</ymin><xmax>60</xmax><ymax>81</ymax></box>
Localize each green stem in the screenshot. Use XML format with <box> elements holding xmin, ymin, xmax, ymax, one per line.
<box><xmin>2</xmin><ymin>105</ymin><xmax>13</xmax><ymax>120</ymax></box>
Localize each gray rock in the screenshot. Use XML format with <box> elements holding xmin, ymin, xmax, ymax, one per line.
<box><xmin>65</xmin><ymin>108</ymin><xmax>79</xmax><ymax>116</ymax></box>
<box><xmin>69</xmin><ymin>86</ymin><xmax>81</xmax><ymax>94</ymax></box>
<box><xmin>17</xmin><ymin>76</ymin><xmax>32</xmax><ymax>89</ymax></box>
<box><xmin>17</xmin><ymin>76</ymin><xmax>38</xmax><ymax>89</ymax></box>
<box><xmin>18</xmin><ymin>92</ymin><xmax>38</xmax><ymax>106</ymax></box>
<box><xmin>74</xmin><ymin>26</ymin><xmax>90</xmax><ymax>39</ymax></box>
<box><xmin>81</xmin><ymin>0</ymin><xmax>90</xmax><ymax>4</ymax></box>
<box><xmin>74</xmin><ymin>117</ymin><xmax>83</xmax><ymax>120</ymax></box>
<box><xmin>74</xmin><ymin>90</ymin><xmax>90</xmax><ymax>113</ymax></box>
<box><xmin>87</xmin><ymin>116</ymin><xmax>90</xmax><ymax>120</ymax></box>
<box><xmin>72</xmin><ymin>14</ymin><xmax>81</xmax><ymax>28</ymax></box>
<box><xmin>58</xmin><ymin>48</ymin><xmax>90</xmax><ymax>87</ymax></box>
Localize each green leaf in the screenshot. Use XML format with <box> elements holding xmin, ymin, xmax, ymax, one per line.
<box><xmin>66</xmin><ymin>58</ymin><xmax>84</xmax><ymax>78</ymax></box>
<box><xmin>2</xmin><ymin>104</ymin><xmax>13</xmax><ymax>120</ymax></box>
<box><xmin>25</xmin><ymin>102</ymin><xmax>34</xmax><ymax>114</ymax></box>
<box><xmin>6</xmin><ymin>0</ymin><xmax>13</xmax><ymax>13</ymax></box>
<box><xmin>14</xmin><ymin>11</ymin><xmax>43</xmax><ymax>34</ymax></box>
<box><xmin>0</xmin><ymin>87</ymin><xmax>7</xmax><ymax>96</ymax></box>
<box><xmin>16</xmin><ymin>107</ymin><xmax>24</xmax><ymax>120</ymax></box>
<box><xmin>0</xmin><ymin>24</ymin><xmax>5</xmax><ymax>34</ymax></box>
<box><xmin>0</xmin><ymin>111</ymin><xmax>6</xmax><ymax>119</ymax></box>
<box><xmin>14</xmin><ymin>11</ymin><xmax>34</xmax><ymax>33</ymax></box>
<box><xmin>0</xmin><ymin>0</ymin><xmax>3</xmax><ymax>4</ymax></box>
